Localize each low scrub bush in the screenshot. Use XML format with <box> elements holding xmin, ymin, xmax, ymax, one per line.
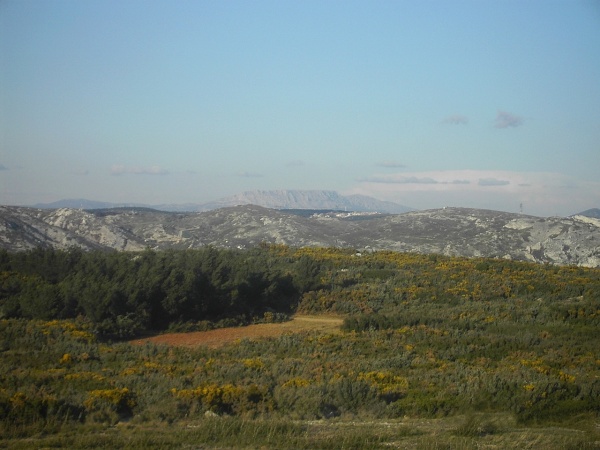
<box><xmin>1</xmin><ymin>246</ymin><xmax>599</xmax><ymax>446</ymax></box>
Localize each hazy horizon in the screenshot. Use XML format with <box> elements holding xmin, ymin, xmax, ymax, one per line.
<box><xmin>2</xmin><ymin>1</ymin><xmax>599</xmax><ymax>217</ymax></box>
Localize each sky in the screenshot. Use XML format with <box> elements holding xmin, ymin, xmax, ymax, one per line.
<box><xmin>1</xmin><ymin>0</ymin><xmax>599</xmax><ymax>217</ymax></box>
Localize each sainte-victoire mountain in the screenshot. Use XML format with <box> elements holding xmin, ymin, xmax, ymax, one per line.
<box><xmin>2</xmin><ymin>200</ymin><xmax>599</xmax><ymax>267</ymax></box>
<box><xmin>33</xmin><ymin>190</ymin><xmax>413</xmax><ymax>214</ymax></box>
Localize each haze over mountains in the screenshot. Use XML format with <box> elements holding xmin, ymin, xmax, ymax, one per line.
<box><xmin>577</xmin><ymin>208</ymin><xmax>600</xmax><ymax>219</ymax></box>
<box><xmin>33</xmin><ymin>190</ymin><xmax>413</xmax><ymax>214</ymax></box>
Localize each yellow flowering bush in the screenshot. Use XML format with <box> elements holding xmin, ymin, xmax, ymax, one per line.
<box><xmin>242</xmin><ymin>357</ymin><xmax>264</xmax><ymax>370</ymax></box>
<box><xmin>84</xmin><ymin>387</ymin><xmax>137</xmax><ymax>415</ymax></box>
<box><xmin>171</xmin><ymin>383</ymin><xmax>272</xmax><ymax>415</ymax></box>
<box><xmin>358</xmin><ymin>370</ymin><xmax>409</xmax><ymax>402</ymax></box>
<box><xmin>281</xmin><ymin>377</ymin><xmax>311</xmax><ymax>388</ymax></box>
<box><xmin>64</xmin><ymin>371</ymin><xmax>106</xmax><ymax>382</ymax></box>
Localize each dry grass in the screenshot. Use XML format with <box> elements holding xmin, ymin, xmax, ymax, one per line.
<box><xmin>303</xmin><ymin>414</ymin><xmax>600</xmax><ymax>449</ymax></box>
<box><xmin>5</xmin><ymin>414</ymin><xmax>597</xmax><ymax>449</ymax></box>
<box><xmin>130</xmin><ymin>315</ymin><xmax>343</xmax><ymax>348</ymax></box>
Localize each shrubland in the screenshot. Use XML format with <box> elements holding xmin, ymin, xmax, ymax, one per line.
<box><xmin>1</xmin><ymin>245</ymin><xmax>599</xmax><ymax>448</ymax></box>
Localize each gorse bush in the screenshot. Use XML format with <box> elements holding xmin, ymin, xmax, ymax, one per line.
<box><xmin>172</xmin><ymin>383</ymin><xmax>272</xmax><ymax>416</ymax></box>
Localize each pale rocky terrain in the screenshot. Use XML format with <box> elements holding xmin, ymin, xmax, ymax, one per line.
<box><xmin>1</xmin><ymin>205</ymin><xmax>599</xmax><ymax>267</ymax></box>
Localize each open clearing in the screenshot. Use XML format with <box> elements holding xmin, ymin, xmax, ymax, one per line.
<box><xmin>130</xmin><ymin>315</ymin><xmax>343</xmax><ymax>348</ymax></box>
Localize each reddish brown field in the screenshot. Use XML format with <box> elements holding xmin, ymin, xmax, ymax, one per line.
<box><xmin>130</xmin><ymin>315</ymin><xmax>343</xmax><ymax>348</ymax></box>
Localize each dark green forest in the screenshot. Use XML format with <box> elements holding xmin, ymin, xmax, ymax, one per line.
<box><xmin>1</xmin><ymin>245</ymin><xmax>600</xmax><ymax>448</ymax></box>
<box><xmin>0</xmin><ymin>245</ymin><xmax>317</xmax><ymax>337</ymax></box>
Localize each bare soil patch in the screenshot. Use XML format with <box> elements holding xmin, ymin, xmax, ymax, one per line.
<box><xmin>130</xmin><ymin>315</ymin><xmax>343</xmax><ymax>348</ymax></box>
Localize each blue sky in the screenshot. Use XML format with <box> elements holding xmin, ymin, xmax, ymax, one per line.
<box><xmin>1</xmin><ymin>0</ymin><xmax>599</xmax><ymax>216</ymax></box>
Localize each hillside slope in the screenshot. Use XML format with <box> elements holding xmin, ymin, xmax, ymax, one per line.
<box><xmin>1</xmin><ymin>205</ymin><xmax>599</xmax><ymax>267</ymax></box>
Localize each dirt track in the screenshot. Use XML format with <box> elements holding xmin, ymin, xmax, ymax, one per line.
<box><xmin>130</xmin><ymin>315</ymin><xmax>343</xmax><ymax>348</ymax></box>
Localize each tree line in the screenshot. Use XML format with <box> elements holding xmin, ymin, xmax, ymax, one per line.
<box><xmin>0</xmin><ymin>246</ymin><xmax>324</xmax><ymax>338</ymax></box>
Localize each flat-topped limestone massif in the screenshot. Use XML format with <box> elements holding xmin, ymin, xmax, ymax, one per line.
<box><xmin>1</xmin><ymin>205</ymin><xmax>599</xmax><ymax>267</ymax></box>
<box><xmin>33</xmin><ymin>190</ymin><xmax>414</xmax><ymax>214</ymax></box>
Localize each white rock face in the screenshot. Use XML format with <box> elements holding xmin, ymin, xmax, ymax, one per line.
<box><xmin>572</xmin><ymin>215</ymin><xmax>600</xmax><ymax>227</ymax></box>
<box><xmin>504</xmin><ymin>219</ymin><xmax>533</xmax><ymax>230</ymax></box>
<box><xmin>1</xmin><ymin>205</ymin><xmax>598</xmax><ymax>267</ymax></box>
<box><xmin>199</xmin><ymin>190</ymin><xmax>413</xmax><ymax>213</ymax></box>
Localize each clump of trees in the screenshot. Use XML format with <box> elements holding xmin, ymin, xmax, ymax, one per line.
<box><xmin>0</xmin><ymin>246</ymin><xmax>327</xmax><ymax>338</ymax></box>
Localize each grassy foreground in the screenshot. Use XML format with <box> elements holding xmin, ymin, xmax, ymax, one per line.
<box><xmin>2</xmin><ymin>414</ymin><xmax>599</xmax><ymax>449</ymax></box>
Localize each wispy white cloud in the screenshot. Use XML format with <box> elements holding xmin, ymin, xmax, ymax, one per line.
<box><xmin>0</xmin><ymin>164</ymin><xmax>8</xmax><ymax>171</ymax></box>
<box><xmin>495</xmin><ymin>111</ymin><xmax>523</xmax><ymax>128</ymax></box>
<box><xmin>359</xmin><ymin>174</ymin><xmax>471</xmax><ymax>185</ymax></box>
<box><xmin>349</xmin><ymin>170</ymin><xmax>600</xmax><ymax>216</ymax></box>
<box><xmin>286</xmin><ymin>160</ymin><xmax>306</xmax><ymax>167</ymax></box>
<box><xmin>359</xmin><ymin>175</ymin><xmax>437</xmax><ymax>184</ymax></box>
<box><xmin>111</xmin><ymin>165</ymin><xmax>169</xmax><ymax>176</ymax></box>
<box><xmin>450</xmin><ymin>180</ymin><xmax>470</xmax><ymax>185</ymax></box>
<box><xmin>71</xmin><ymin>169</ymin><xmax>90</xmax><ymax>175</ymax></box>
<box><xmin>478</xmin><ymin>177</ymin><xmax>510</xmax><ymax>186</ymax></box>
<box><xmin>441</xmin><ymin>114</ymin><xmax>468</xmax><ymax>125</ymax></box>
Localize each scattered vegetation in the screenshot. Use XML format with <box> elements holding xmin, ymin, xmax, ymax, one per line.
<box><xmin>1</xmin><ymin>245</ymin><xmax>599</xmax><ymax>448</ymax></box>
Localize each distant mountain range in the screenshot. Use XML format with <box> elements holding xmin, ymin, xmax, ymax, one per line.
<box><xmin>2</xmin><ymin>204</ymin><xmax>599</xmax><ymax>267</ymax></box>
<box><xmin>576</xmin><ymin>208</ymin><xmax>600</xmax><ymax>219</ymax></box>
<box><xmin>33</xmin><ymin>190</ymin><xmax>413</xmax><ymax>214</ymax></box>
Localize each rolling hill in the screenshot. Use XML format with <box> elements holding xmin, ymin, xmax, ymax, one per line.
<box><xmin>1</xmin><ymin>204</ymin><xmax>599</xmax><ymax>267</ymax></box>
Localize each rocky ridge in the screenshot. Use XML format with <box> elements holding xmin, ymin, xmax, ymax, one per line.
<box><xmin>33</xmin><ymin>190</ymin><xmax>413</xmax><ymax>214</ymax></box>
<box><xmin>198</xmin><ymin>190</ymin><xmax>413</xmax><ymax>214</ymax></box>
<box><xmin>1</xmin><ymin>205</ymin><xmax>599</xmax><ymax>267</ymax></box>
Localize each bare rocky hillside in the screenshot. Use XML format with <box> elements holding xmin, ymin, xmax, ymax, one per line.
<box><xmin>1</xmin><ymin>205</ymin><xmax>599</xmax><ymax>267</ymax></box>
